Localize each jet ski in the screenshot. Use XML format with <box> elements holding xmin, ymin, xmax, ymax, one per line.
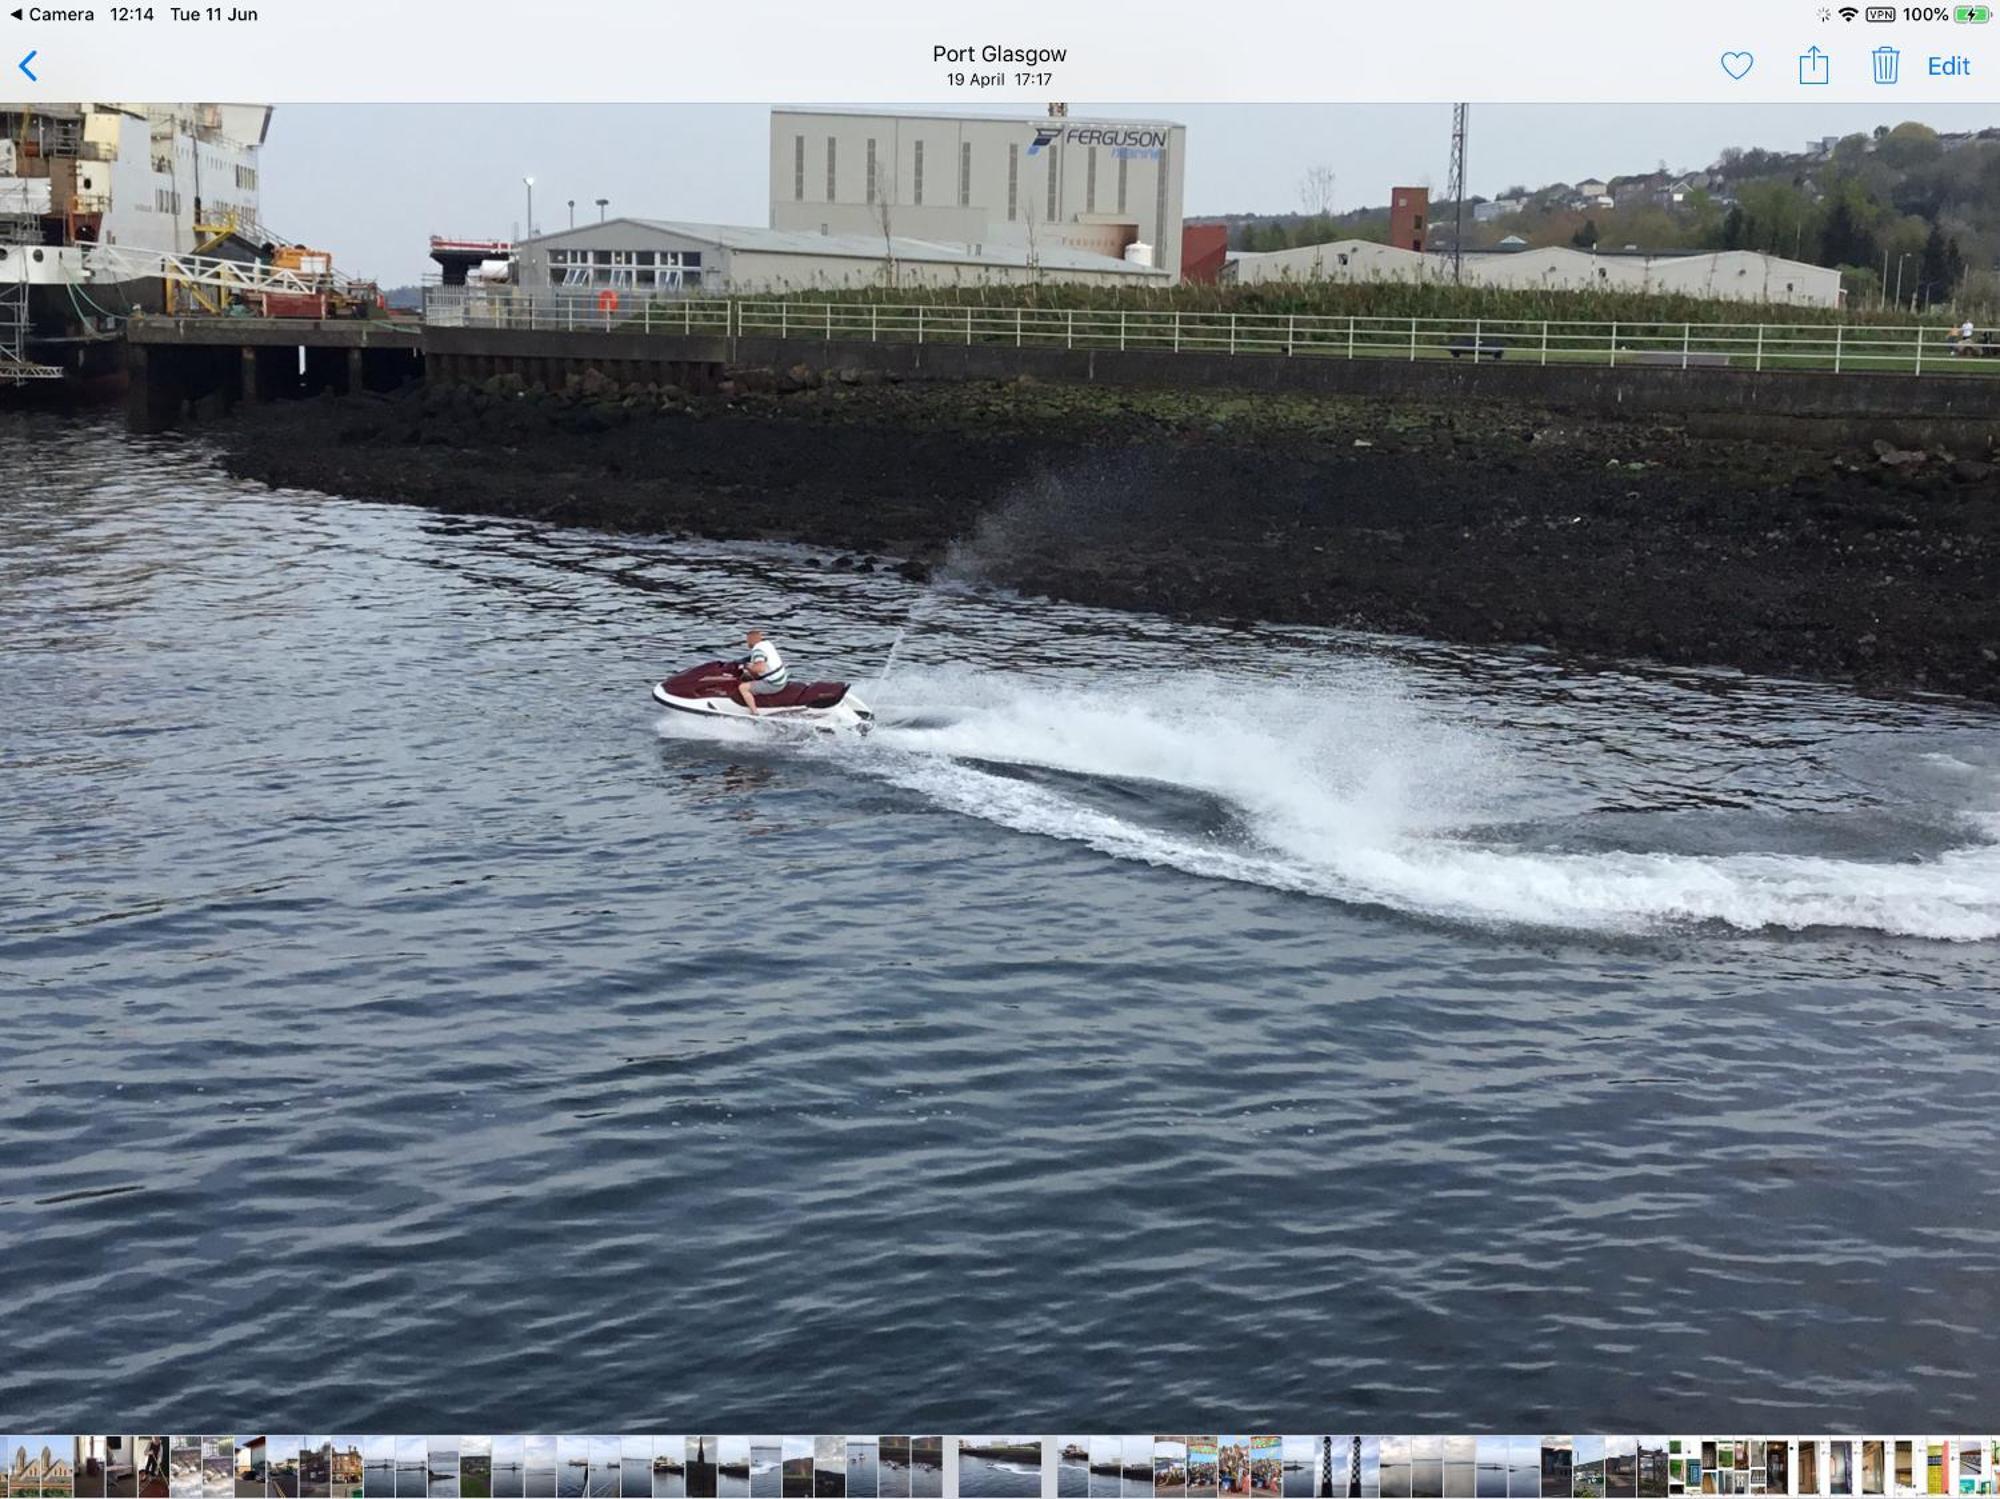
<box><xmin>651</xmin><ymin>660</ymin><xmax>874</xmax><ymax>734</ymax></box>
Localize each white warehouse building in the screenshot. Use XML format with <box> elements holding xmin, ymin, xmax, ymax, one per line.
<box><xmin>1225</xmin><ymin>240</ymin><xmax>1843</xmax><ymax>308</ymax></box>
<box><xmin>769</xmin><ymin>108</ymin><xmax>1188</xmax><ymax>282</ymax></box>
<box><xmin>511</xmin><ymin>218</ymin><xmax>1168</xmax><ymax>297</ymax></box>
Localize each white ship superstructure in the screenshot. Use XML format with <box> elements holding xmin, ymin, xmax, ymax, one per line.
<box><xmin>0</xmin><ymin>101</ymin><xmax>271</xmax><ymax>379</ymax></box>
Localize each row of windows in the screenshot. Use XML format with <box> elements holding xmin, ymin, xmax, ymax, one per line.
<box><xmin>548</xmin><ymin>249</ymin><xmax>704</xmax><ymax>268</ymax></box>
<box><xmin>152</xmin><ymin>187</ymin><xmax>181</xmax><ymax>214</ymax></box>
<box><xmin>234</xmin><ymin>164</ymin><xmax>257</xmax><ymax>190</ymax></box>
<box><xmin>549</xmin><ymin>265</ymin><xmax>706</xmax><ymax>290</ymax></box>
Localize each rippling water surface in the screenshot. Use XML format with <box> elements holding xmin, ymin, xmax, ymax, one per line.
<box><xmin>4</xmin><ymin>416</ymin><xmax>2000</xmax><ymax>1429</ymax></box>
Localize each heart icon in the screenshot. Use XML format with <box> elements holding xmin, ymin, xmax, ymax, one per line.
<box><xmin>1720</xmin><ymin>51</ymin><xmax>1755</xmax><ymax>79</ymax></box>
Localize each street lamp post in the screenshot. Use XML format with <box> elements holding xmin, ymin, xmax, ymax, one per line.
<box><xmin>596</xmin><ymin>197</ymin><xmax>609</xmax><ymax>223</ymax></box>
<box><xmin>1894</xmin><ymin>252</ymin><xmax>1911</xmax><ymax>311</ymax></box>
<box><xmin>523</xmin><ymin>175</ymin><xmax>535</xmax><ymax>240</ymax></box>
<box><xmin>568</xmin><ymin>199</ymin><xmax>575</xmax><ymax>229</ymax></box>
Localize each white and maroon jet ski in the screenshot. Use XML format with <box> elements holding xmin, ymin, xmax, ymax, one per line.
<box><xmin>651</xmin><ymin>660</ymin><xmax>874</xmax><ymax>734</ymax></box>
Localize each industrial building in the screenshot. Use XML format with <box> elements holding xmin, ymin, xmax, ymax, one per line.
<box><xmin>510</xmin><ymin>218</ymin><xmax>1167</xmax><ymax>296</ymax></box>
<box><xmin>1225</xmin><ymin>239</ymin><xmax>1844</xmax><ymax>308</ymax></box>
<box><xmin>768</xmin><ymin>108</ymin><xmax>1187</xmax><ymax>280</ymax></box>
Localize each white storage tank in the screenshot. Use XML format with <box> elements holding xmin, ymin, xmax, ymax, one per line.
<box><xmin>1124</xmin><ymin>241</ymin><xmax>1154</xmax><ymax>267</ymax></box>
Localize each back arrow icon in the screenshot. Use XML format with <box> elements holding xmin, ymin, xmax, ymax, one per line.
<box><xmin>18</xmin><ymin>49</ymin><xmax>35</xmax><ymax>81</ymax></box>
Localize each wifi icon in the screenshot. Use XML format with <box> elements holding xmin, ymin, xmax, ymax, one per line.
<box><xmin>1840</xmin><ymin>5</ymin><xmax>1860</xmax><ymax>17</ymax></box>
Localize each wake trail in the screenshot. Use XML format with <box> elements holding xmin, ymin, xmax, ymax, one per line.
<box><xmin>833</xmin><ymin>669</ymin><xmax>2000</xmax><ymax>943</ymax></box>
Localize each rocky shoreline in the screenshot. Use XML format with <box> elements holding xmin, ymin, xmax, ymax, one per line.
<box><xmin>210</xmin><ymin>369</ymin><xmax>2000</xmax><ymax>704</ymax></box>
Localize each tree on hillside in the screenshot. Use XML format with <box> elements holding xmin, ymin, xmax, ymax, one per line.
<box><xmin>1918</xmin><ymin>222</ymin><xmax>1950</xmax><ymax>306</ymax></box>
<box><xmin>1720</xmin><ymin>204</ymin><xmax>1746</xmax><ymax>251</ymax></box>
<box><xmin>1571</xmin><ymin>218</ymin><xmax>1600</xmax><ymax>248</ymax></box>
<box><xmin>1298</xmin><ymin>165</ymin><xmax>1337</xmax><ymax>218</ymax></box>
<box><xmin>1820</xmin><ymin>197</ymin><xmax>1878</xmax><ymax>272</ymax></box>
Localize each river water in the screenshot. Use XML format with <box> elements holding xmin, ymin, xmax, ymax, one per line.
<box><xmin>4</xmin><ymin>416</ymin><xmax>1999</xmax><ymax>1429</ymax></box>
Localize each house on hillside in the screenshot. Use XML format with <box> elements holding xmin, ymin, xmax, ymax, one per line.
<box><xmin>1473</xmin><ymin>196</ymin><xmax>1525</xmax><ymax>223</ymax></box>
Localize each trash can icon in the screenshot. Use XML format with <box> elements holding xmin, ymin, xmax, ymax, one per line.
<box><xmin>1873</xmin><ymin>45</ymin><xmax>1901</xmax><ymax>83</ymax></box>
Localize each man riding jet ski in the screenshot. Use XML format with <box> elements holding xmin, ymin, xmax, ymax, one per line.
<box><xmin>651</xmin><ymin>629</ymin><xmax>874</xmax><ymax>733</ymax></box>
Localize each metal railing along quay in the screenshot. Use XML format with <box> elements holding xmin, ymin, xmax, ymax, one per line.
<box><xmin>421</xmin><ymin>290</ymin><xmax>2000</xmax><ymax>378</ymax></box>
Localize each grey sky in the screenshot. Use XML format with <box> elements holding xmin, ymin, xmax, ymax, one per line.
<box><xmin>265</xmin><ymin>102</ymin><xmax>1996</xmax><ymax>286</ymax></box>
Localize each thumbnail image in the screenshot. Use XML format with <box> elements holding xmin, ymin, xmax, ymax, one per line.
<box><xmin>301</xmin><ymin>1441</ymin><xmax>332</xmax><ymax>1499</ymax></box>
<box><xmin>1864</xmin><ymin>1444</ymin><xmax>1886</xmax><ymax>1499</ymax></box>
<box><xmin>587</xmin><ymin>1440</ymin><xmax>619</xmax><ymax>1499</ymax></box>
<box><xmin>1895</xmin><ymin>1443</ymin><xmax>1917</xmax><ymax>1498</ymax></box>
<box><xmin>907</xmin><ymin>1444</ymin><xmax>940</xmax><ymax>1499</ymax></box>
<box><xmin>428</xmin><ymin>1440</ymin><xmax>461</xmax><ymax>1499</ymax></box>
<box><xmin>557</xmin><ymin>1443</ymin><xmax>589</xmax><ymax>1499</ymax></box>
<box><xmin>779</xmin><ymin>1443</ymin><xmax>811</xmax><ymax>1499</ymax></box>
<box><xmin>396</xmin><ymin>1440</ymin><xmax>427</xmax><ymax>1499</ymax></box>
<box><xmin>525</xmin><ymin>1441</ymin><xmax>556</xmax><ymax>1499</ymax></box>
<box><xmin>1250</xmin><ymin>1438</ymin><xmax>1282</xmax><ymax>1498</ymax></box>
<box><xmin>268</xmin><ymin>1441</ymin><xmax>301</xmax><ymax>1499</ymax></box>
<box><xmin>462</xmin><ymin>1440</ymin><xmax>491</xmax><ymax>1499</ymax></box>
<box><xmin>139</xmin><ymin>1447</ymin><xmax>170</xmax><ymax>1499</ymax></box>
<box><xmin>1575</xmin><ymin>1439</ymin><xmax>1607</xmax><ymax>1499</ymax></box>
<box><xmin>1799</xmin><ymin>1446</ymin><xmax>1821</xmax><ymax>1499</ymax></box>
<box><xmin>206</xmin><ymin>1445</ymin><xmax>237</xmax><ymax>1499</ymax></box>
<box><xmin>1639</xmin><ymin>1441</ymin><xmax>1668</xmax><ymax>1499</ymax></box>
<box><xmin>137</xmin><ymin>1443</ymin><xmax>171</xmax><ymax>1499</ymax></box>
<box><xmin>875</xmin><ymin>1442</ymin><xmax>909</xmax><ymax>1499</ymax></box>
<box><xmin>487</xmin><ymin>1442</ymin><xmax>520</xmax><ymax>1499</ymax></box>
<box><xmin>1089</xmin><ymin>1441</ymin><xmax>1124</xmax><ymax>1499</ymax></box>
<box><xmin>1282</xmin><ymin>1440</ymin><xmax>1316</xmax><ymax>1499</ymax></box>
<box><xmin>1157</xmin><ymin>1440</ymin><xmax>1189</xmax><ymax>1499</ymax></box>
<box><xmin>171</xmin><ymin>1442</ymin><xmax>202</xmax><ymax>1499</ymax></box>
<box><xmin>1185</xmin><ymin>1441</ymin><xmax>1217</xmax><ymax>1499</ymax></box>
<box><xmin>1124</xmin><ymin>1442</ymin><xmax>1155</xmax><ymax>1499</ymax></box>
<box><xmin>1055</xmin><ymin>1441</ymin><xmax>1087</xmax><ymax>1499</ymax></box>
<box><xmin>1412</xmin><ymin>1439</ymin><xmax>1444</xmax><ymax>1499</ymax></box>
<box><xmin>1443</xmin><ymin>1440</ymin><xmax>1475</xmax><ymax>1499</ymax></box>
<box><xmin>365</xmin><ymin>1444</ymin><xmax>396</xmax><ymax>1499</ymax></box>
<box><xmin>1509</xmin><ymin>1439</ymin><xmax>1540</xmax><ymax>1498</ymax></box>
<box><xmin>649</xmin><ymin>1439</ymin><xmax>683</xmax><ymax>1499</ymax></box>
<box><xmin>1834</xmin><ymin>1444</ymin><xmax>1855</xmax><ymax>1497</ymax></box>
<box><xmin>747</xmin><ymin>1446</ymin><xmax>778</xmax><ymax>1499</ymax></box>
<box><xmin>622</xmin><ymin>1443</ymin><xmax>651</xmax><ymax>1499</ymax></box>
<box><xmin>685</xmin><ymin>1439</ymin><xmax>717</xmax><ymax>1499</ymax></box>
<box><xmin>110</xmin><ymin>1440</ymin><xmax>139</xmax><ymax>1499</ymax></box>
<box><xmin>1381</xmin><ymin>1440</ymin><xmax>1412</xmax><ymax>1499</ymax></box>
<box><xmin>237</xmin><ymin>1440</ymin><xmax>269</xmax><ymax>1499</ymax></box>
<box><xmin>331</xmin><ymin>1443</ymin><xmax>364</xmax><ymax>1499</ymax></box>
<box><xmin>847</xmin><ymin>1441</ymin><xmax>879</xmax><ymax>1499</ymax></box>
<box><xmin>1477</xmin><ymin>1442</ymin><xmax>1509</xmax><ymax>1499</ymax></box>
<box><xmin>76</xmin><ymin>1442</ymin><xmax>107</xmax><ymax>1499</ymax></box>
<box><xmin>1541</xmin><ymin>1444</ymin><xmax>1573</xmax><ymax>1499</ymax></box>
<box><xmin>1361</xmin><ymin>1437</ymin><xmax>1383</xmax><ymax>1499</ymax></box>
<box><xmin>717</xmin><ymin>1441</ymin><xmax>749</xmax><ymax>1499</ymax></box>
<box><xmin>1607</xmin><ymin>1438</ymin><xmax>1637</xmax><ymax>1499</ymax></box>
<box><xmin>812</xmin><ymin>1439</ymin><xmax>844</xmax><ymax>1499</ymax></box>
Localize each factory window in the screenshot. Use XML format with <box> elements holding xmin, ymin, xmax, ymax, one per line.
<box><xmin>1007</xmin><ymin>143</ymin><xmax>1018</xmax><ymax>221</ymax></box>
<box><xmin>1086</xmin><ymin>147</ymin><xmax>1097</xmax><ymax>213</ymax></box>
<box><xmin>913</xmin><ymin>140</ymin><xmax>924</xmax><ymax>205</ymax></box>
<box><xmin>826</xmin><ymin>137</ymin><xmax>837</xmax><ymax>202</ymax></box>
<box><xmin>793</xmin><ymin>135</ymin><xmax>804</xmax><ymax>201</ymax></box>
<box><xmin>866</xmin><ymin>138</ymin><xmax>877</xmax><ymax>205</ymax></box>
<box><xmin>959</xmin><ymin>142</ymin><xmax>971</xmax><ymax>207</ymax></box>
<box><xmin>1118</xmin><ymin>156</ymin><xmax>1128</xmax><ymax>214</ymax></box>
